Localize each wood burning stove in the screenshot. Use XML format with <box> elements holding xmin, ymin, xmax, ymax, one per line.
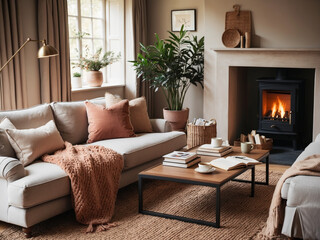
<box><xmin>257</xmin><ymin>77</ymin><xmax>303</xmax><ymax>149</ymax></box>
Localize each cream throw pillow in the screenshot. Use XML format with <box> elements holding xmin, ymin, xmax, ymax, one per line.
<box><xmin>105</xmin><ymin>93</ymin><xmax>152</xmax><ymax>133</ymax></box>
<box><xmin>5</xmin><ymin>120</ymin><xmax>65</xmax><ymax>166</ymax></box>
<box><xmin>0</xmin><ymin>117</ymin><xmax>17</xmax><ymax>157</ymax></box>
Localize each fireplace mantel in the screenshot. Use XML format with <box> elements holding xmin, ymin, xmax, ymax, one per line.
<box><xmin>203</xmin><ymin>48</ymin><xmax>320</xmax><ymax>142</ymax></box>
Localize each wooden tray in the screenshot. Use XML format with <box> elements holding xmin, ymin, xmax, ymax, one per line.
<box><xmin>234</xmin><ymin>139</ymin><xmax>273</xmax><ymax>151</ymax></box>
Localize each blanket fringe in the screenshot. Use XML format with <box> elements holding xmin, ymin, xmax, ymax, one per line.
<box><xmin>86</xmin><ymin>222</ymin><xmax>117</xmax><ymax>233</ymax></box>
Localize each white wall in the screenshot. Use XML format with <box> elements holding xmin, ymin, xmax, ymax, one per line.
<box><xmin>147</xmin><ymin>0</ymin><xmax>205</xmax><ymax>120</ymax></box>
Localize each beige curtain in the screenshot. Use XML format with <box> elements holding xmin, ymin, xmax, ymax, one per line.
<box><xmin>132</xmin><ymin>0</ymin><xmax>153</xmax><ymax>117</ymax></box>
<box><xmin>0</xmin><ymin>0</ymin><xmax>28</xmax><ymax>110</ymax></box>
<box><xmin>38</xmin><ymin>0</ymin><xmax>71</xmax><ymax>103</ymax></box>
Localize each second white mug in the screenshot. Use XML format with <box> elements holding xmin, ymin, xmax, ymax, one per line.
<box><xmin>211</xmin><ymin>137</ymin><xmax>222</xmax><ymax>148</ymax></box>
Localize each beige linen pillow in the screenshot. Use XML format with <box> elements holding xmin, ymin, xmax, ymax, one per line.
<box><xmin>5</xmin><ymin>120</ymin><xmax>65</xmax><ymax>166</ymax></box>
<box><xmin>105</xmin><ymin>93</ymin><xmax>152</xmax><ymax>133</ymax></box>
<box><xmin>0</xmin><ymin>117</ymin><xmax>17</xmax><ymax>157</ymax></box>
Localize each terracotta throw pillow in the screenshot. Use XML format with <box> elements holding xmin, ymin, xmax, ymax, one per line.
<box><xmin>85</xmin><ymin>100</ymin><xmax>135</xmax><ymax>143</ymax></box>
<box><xmin>105</xmin><ymin>92</ymin><xmax>152</xmax><ymax>133</ymax></box>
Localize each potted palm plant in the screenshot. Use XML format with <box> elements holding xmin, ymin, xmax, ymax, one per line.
<box><xmin>74</xmin><ymin>48</ymin><xmax>120</xmax><ymax>87</ymax></box>
<box><xmin>131</xmin><ymin>25</ymin><xmax>204</xmax><ymax>131</ymax></box>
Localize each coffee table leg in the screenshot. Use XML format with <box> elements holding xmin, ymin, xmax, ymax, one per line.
<box><xmin>216</xmin><ymin>186</ymin><xmax>220</xmax><ymax>228</ymax></box>
<box><xmin>251</xmin><ymin>166</ymin><xmax>255</xmax><ymax>197</ymax></box>
<box><xmin>138</xmin><ymin>176</ymin><xmax>143</xmax><ymax>213</ymax></box>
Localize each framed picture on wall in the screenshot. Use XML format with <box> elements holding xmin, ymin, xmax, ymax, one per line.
<box><xmin>171</xmin><ymin>9</ymin><xmax>196</xmax><ymax>32</ymax></box>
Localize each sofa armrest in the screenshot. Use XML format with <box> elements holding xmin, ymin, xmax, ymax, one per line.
<box><xmin>286</xmin><ymin>175</ymin><xmax>320</xmax><ymax>207</ymax></box>
<box><xmin>150</xmin><ymin>119</ymin><xmax>172</xmax><ymax>133</ymax></box>
<box><xmin>315</xmin><ymin>133</ymin><xmax>320</xmax><ymax>143</ymax></box>
<box><xmin>0</xmin><ymin>156</ymin><xmax>25</xmax><ymax>182</ymax></box>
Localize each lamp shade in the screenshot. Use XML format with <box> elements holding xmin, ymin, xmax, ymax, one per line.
<box><xmin>38</xmin><ymin>43</ymin><xmax>59</xmax><ymax>58</ymax></box>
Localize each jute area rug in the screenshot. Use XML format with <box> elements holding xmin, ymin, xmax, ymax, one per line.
<box><xmin>1</xmin><ymin>170</ymin><xmax>287</xmax><ymax>240</ymax></box>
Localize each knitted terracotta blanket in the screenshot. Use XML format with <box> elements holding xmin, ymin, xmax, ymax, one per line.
<box><xmin>42</xmin><ymin>142</ymin><xmax>123</xmax><ymax>233</ymax></box>
<box><xmin>259</xmin><ymin>154</ymin><xmax>320</xmax><ymax>239</ymax></box>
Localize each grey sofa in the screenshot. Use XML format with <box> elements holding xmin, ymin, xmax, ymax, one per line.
<box><xmin>0</xmin><ymin>99</ymin><xmax>186</xmax><ymax>236</ymax></box>
<box><xmin>281</xmin><ymin>134</ymin><xmax>320</xmax><ymax>239</ymax></box>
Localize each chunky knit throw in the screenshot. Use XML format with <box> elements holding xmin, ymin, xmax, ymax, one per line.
<box><xmin>259</xmin><ymin>154</ymin><xmax>320</xmax><ymax>239</ymax></box>
<box><xmin>42</xmin><ymin>142</ymin><xmax>123</xmax><ymax>233</ymax></box>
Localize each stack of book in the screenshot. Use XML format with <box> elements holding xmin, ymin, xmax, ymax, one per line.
<box><xmin>196</xmin><ymin>144</ymin><xmax>233</xmax><ymax>157</ymax></box>
<box><xmin>162</xmin><ymin>151</ymin><xmax>200</xmax><ymax>168</ymax></box>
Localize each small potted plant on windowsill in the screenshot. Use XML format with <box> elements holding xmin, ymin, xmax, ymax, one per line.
<box><xmin>71</xmin><ymin>72</ymin><xmax>82</xmax><ymax>89</ymax></box>
<box><xmin>74</xmin><ymin>48</ymin><xmax>120</xmax><ymax>87</ymax></box>
<box><xmin>131</xmin><ymin>25</ymin><xmax>204</xmax><ymax>131</ymax></box>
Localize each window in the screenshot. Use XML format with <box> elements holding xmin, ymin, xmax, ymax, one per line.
<box><xmin>67</xmin><ymin>0</ymin><xmax>124</xmax><ymax>87</ymax></box>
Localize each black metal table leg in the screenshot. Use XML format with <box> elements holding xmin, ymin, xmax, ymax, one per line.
<box><xmin>216</xmin><ymin>186</ymin><xmax>220</xmax><ymax>228</ymax></box>
<box><xmin>251</xmin><ymin>166</ymin><xmax>255</xmax><ymax>197</ymax></box>
<box><xmin>266</xmin><ymin>155</ymin><xmax>269</xmax><ymax>185</ymax></box>
<box><xmin>138</xmin><ymin>176</ymin><xmax>143</xmax><ymax>213</ymax></box>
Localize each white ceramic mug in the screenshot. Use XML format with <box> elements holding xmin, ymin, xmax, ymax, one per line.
<box><xmin>211</xmin><ymin>137</ymin><xmax>223</xmax><ymax>148</ymax></box>
<box><xmin>198</xmin><ymin>162</ymin><xmax>212</xmax><ymax>171</ymax></box>
<box><xmin>241</xmin><ymin>142</ymin><xmax>254</xmax><ymax>153</ymax></box>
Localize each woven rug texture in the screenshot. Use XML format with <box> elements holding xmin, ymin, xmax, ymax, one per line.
<box><xmin>0</xmin><ymin>170</ymin><xmax>288</xmax><ymax>240</ymax></box>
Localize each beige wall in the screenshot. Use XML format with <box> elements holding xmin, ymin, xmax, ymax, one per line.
<box><xmin>147</xmin><ymin>0</ymin><xmax>205</xmax><ymax>120</ymax></box>
<box><xmin>203</xmin><ymin>0</ymin><xmax>320</xmax><ymax>139</ymax></box>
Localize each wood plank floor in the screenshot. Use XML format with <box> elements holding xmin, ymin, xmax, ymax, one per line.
<box><xmin>0</xmin><ymin>163</ymin><xmax>289</xmax><ymax>233</ymax></box>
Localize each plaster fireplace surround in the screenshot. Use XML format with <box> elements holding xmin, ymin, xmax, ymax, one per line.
<box><xmin>204</xmin><ymin>49</ymin><xmax>320</xmax><ymax>144</ymax></box>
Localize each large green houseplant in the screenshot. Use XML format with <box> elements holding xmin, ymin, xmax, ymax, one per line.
<box><xmin>131</xmin><ymin>26</ymin><xmax>204</xmax><ymax>130</ymax></box>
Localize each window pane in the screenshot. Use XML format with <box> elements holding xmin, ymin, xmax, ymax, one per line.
<box><xmin>69</xmin><ymin>39</ymin><xmax>79</xmax><ymax>59</ymax></box>
<box><xmin>93</xmin><ymin>39</ymin><xmax>103</xmax><ymax>53</ymax></box>
<box><xmin>92</xmin><ymin>19</ymin><xmax>103</xmax><ymax>38</ymax></box>
<box><xmin>68</xmin><ymin>17</ymin><xmax>78</xmax><ymax>38</ymax></box>
<box><xmin>82</xmin><ymin>39</ymin><xmax>93</xmax><ymax>56</ymax></box>
<box><xmin>81</xmin><ymin>0</ymin><xmax>92</xmax><ymax>17</ymax></box>
<box><xmin>81</xmin><ymin>18</ymin><xmax>92</xmax><ymax>36</ymax></box>
<box><xmin>92</xmin><ymin>0</ymin><xmax>103</xmax><ymax>18</ymax></box>
<box><xmin>68</xmin><ymin>0</ymin><xmax>78</xmax><ymax>16</ymax></box>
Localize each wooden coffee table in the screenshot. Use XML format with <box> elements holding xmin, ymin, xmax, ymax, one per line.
<box><xmin>138</xmin><ymin>146</ymin><xmax>269</xmax><ymax>228</ymax></box>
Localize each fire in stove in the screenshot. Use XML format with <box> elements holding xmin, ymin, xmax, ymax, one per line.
<box><xmin>262</xmin><ymin>91</ymin><xmax>291</xmax><ymax>122</ymax></box>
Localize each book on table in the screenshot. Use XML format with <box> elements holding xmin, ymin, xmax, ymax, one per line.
<box><xmin>209</xmin><ymin>156</ymin><xmax>262</xmax><ymax>171</ymax></box>
<box><xmin>197</xmin><ymin>144</ymin><xmax>231</xmax><ymax>153</ymax></box>
<box><xmin>163</xmin><ymin>151</ymin><xmax>198</xmax><ymax>163</ymax></box>
<box><xmin>163</xmin><ymin>157</ymin><xmax>201</xmax><ymax>168</ymax></box>
<box><xmin>196</xmin><ymin>147</ymin><xmax>233</xmax><ymax>157</ymax></box>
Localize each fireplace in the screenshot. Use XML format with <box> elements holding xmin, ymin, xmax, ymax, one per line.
<box><xmin>257</xmin><ymin>76</ymin><xmax>303</xmax><ymax>149</ymax></box>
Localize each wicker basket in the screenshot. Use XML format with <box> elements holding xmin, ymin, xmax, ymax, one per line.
<box><xmin>187</xmin><ymin>123</ymin><xmax>217</xmax><ymax>149</ymax></box>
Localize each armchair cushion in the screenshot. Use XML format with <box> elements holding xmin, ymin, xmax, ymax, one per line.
<box><xmin>0</xmin><ymin>156</ymin><xmax>25</xmax><ymax>182</ymax></box>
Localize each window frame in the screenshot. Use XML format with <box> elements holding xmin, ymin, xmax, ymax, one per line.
<box><xmin>68</xmin><ymin>0</ymin><xmax>124</xmax><ymax>88</ymax></box>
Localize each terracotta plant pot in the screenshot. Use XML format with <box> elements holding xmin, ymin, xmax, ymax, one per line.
<box><xmin>86</xmin><ymin>71</ymin><xmax>103</xmax><ymax>87</ymax></box>
<box><xmin>163</xmin><ymin>108</ymin><xmax>189</xmax><ymax>131</ymax></box>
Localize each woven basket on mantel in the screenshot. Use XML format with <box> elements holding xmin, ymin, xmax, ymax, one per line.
<box><xmin>187</xmin><ymin>122</ymin><xmax>217</xmax><ymax>149</ymax></box>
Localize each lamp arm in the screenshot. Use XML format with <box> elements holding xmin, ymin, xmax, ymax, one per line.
<box><xmin>0</xmin><ymin>38</ymin><xmax>39</xmax><ymax>72</ymax></box>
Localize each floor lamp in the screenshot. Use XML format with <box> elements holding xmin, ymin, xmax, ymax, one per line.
<box><xmin>0</xmin><ymin>38</ymin><xmax>59</xmax><ymax>72</ymax></box>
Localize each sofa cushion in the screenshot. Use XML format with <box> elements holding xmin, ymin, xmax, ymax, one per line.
<box><xmin>85</xmin><ymin>100</ymin><xmax>135</xmax><ymax>143</ymax></box>
<box><xmin>6</xmin><ymin>120</ymin><xmax>65</xmax><ymax>166</ymax></box>
<box><xmin>7</xmin><ymin>161</ymin><xmax>70</xmax><ymax>208</ymax></box>
<box><xmin>88</xmin><ymin>131</ymin><xmax>186</xmax><ymax>170</ymax></box>
<box><xmin>51</xmin><ymin>99</ymin><xmax>105</xmax><ymax>144</ymax></box>
<box><xmin>105</xmin><ymin>93</ymin><xmax>153</xmax><ymax>133</ymax></box>
<box><xmin>0</xmin><ymin>104</ymin><xmax>54</xmax><ymax>157</ymax></box>
<box><xmin>0</xmin><ymin>118</ymin><xmax>16</xmax><ymax>157</ymax></box>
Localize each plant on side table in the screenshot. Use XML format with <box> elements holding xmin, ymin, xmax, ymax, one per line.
<box><xmin>73</xmin><ymin>48</ymin><xmax>120</xmax><ymax>87</ymax></box>
<box><xmin>131</xmin><ymin>25</ymin><xmax>204</xmax><ymax>131</ymax></box>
